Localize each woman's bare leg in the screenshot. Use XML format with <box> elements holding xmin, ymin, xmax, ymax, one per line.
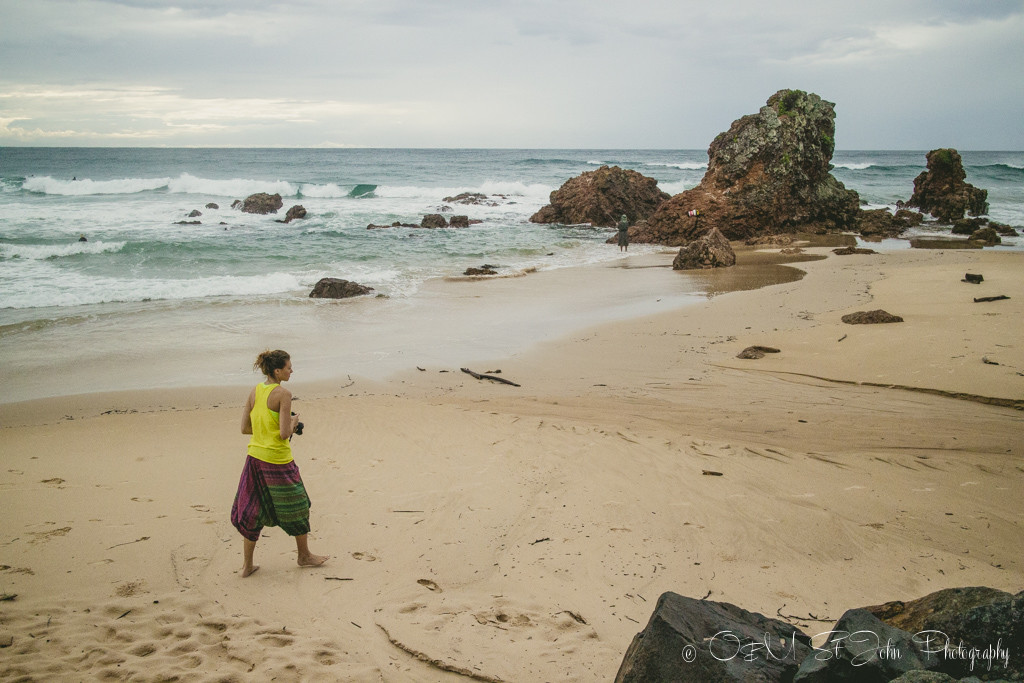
<box><xmin>295</xmin><ymin>534</ymin><xmax>329</xmax><ymax>567</ymax></box>
<box><xmin>242</xmin><ymin>538</ymin><xmax>259</xmax><ymax>577</ymax></box>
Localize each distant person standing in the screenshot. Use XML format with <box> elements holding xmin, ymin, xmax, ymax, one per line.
<box><xmin>231</xmin><ymin>349</ymin><xmax>328</xmax><ymax>577</ymax></box>
<box><xmin>617</xmin><ymin>214</ymin><xmax>630</xmax><ymax>252</ymax></box>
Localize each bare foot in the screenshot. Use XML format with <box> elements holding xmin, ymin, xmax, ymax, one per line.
<box><xmin>241</xmin><ymin>565</ymin><xmax>260</xmax><ymax>578</ymax></box>
<box><xmin>298</xmin><ymin>553</ymin><xmax>329</xmax><ymax>568</ymax></box>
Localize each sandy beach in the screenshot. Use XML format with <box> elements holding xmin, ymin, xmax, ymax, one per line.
<box><xmin>1</xmin><ymin>244</ymin><xmax>1022</xmax><ymax>681</ymax></box>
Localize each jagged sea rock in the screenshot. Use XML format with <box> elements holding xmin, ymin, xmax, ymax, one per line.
<box><xmin>632</xmin><ymin>89</ymin><xmax>860</xmax><ymax>246</ymax></box>
<box><xmin>282</xmin><ymin>205</ymin><xmax>307</xmax><ymax>223</ymax></box>
<box><xmin>449</xmin><ymin>215</ymin><xmax>473</xmax><ymax>228</ymax></box>
<box><xmin>530</xmin><ymin>165</ymin><xmax>670</xmax><ymax>227</ymax></box>
<box><xmin>309</xmin><ymin>278</ymin><xmax>374</xmax><ymax>299</ymax></box>
<box><xmin>951</xmin><ymin>217</ymin><xmax>988</xmax><ymax>235</ymax></box>
<box><xmin>443</xmin><ymin>192</ymin><xmax>502</xmax><ymax>206</ymax></box>
<box><xmin>969</xmin><ymin>227</ymin><xmax>1000</xmax><ymax>245</ymax></box>
<box><xmin>857</xmin><ymin>208</ymin><xmax>909</xmax><ymax>238</ymax></box>
<box><xmin>421</xmin><ymin>214</ymin><xmax>448</xmax><ymax>229</ymax></box>
<box><xmin>672</xmin><ymin>227</ymin><xmax>736</xmax><ymax>270</ymax></box>
<box><xmin>188</xmin><ymin>209</ymin><xmax>202</xmax><ymax>218</ymax></box>
<box><xmin>205</xmin><ymin>202</ymin><xmax>219</xmax><ymax>209</ymax></box>
<box><xmin>906</xmin><ymin>148</ymin><xmax>988</xmax><ymax>222</ymax></box>
<box><xmin>615</xmin><ymin>591</ymin><xmax>812</xmax><ymax>683</ymax></box>
<box><xmin>240</xmin><ymin>192</ymin><xmax>284</xmax><ymax>215</ymax></box>
<box><xmin>367</xmin><ymin>221</ymin><xmax>421</xmax><ymax>230</ymax></box>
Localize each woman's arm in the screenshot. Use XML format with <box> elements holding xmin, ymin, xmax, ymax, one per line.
<box><xmin>276</xmin><ymin>388</ymin><xmax>298</xmax><ymax>440</ymax></box>
<box><xmin>241</xmin><ymin>389</ymin><xmax>255</xmax><ymax>435</ymax></box>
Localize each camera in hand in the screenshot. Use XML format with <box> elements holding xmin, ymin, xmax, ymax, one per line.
<box><xmin>291</xmin><ymin>412</ymin><xmax>305</xmax><ymax>436</ymax></box>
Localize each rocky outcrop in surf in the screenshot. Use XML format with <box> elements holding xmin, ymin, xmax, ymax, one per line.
<box><xmin>309</xmin><ymin>278</ymin><xmax>374</xmax><ymax>299</ymax></box>
<box><xmin>630</xmin><ymin>90</ymin><xmax>860</xmax><ymax>246</ymax></box>
<box><xmin>239</xmin><ymin>192</ymin><xmax>284</xmax><ymax>215</ymax></box>
<box><xmin>905</xmin><ymin>148</ymin><xmax>989</xmax><ymax>222</ymax></box>
<box><xmin>280</xmin><ymin>205</ymin><xmax>307</xmax><ymax>223</ymax></box>
<box><xmin>529</xmin><ymin>165</ymin><xmax>670</xmax><ymax>227</ymax></box>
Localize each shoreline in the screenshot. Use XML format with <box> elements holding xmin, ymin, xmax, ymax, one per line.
<box><xmin>1</xmin><ymin>244</ymin><xmax>1022</xmax><ymax>681</ymax></box>
<box><xmin>0</xmin><ymin>244</ymin><xmax>817</xmax><ymax>410</ymax></box>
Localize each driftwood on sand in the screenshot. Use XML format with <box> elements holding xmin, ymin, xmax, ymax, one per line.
<box><xmin>461</xmin><ymin>368</ymin><xmax>521</xmax><ymax>387</ymax></box>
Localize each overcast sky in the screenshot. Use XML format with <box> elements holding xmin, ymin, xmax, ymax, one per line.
<box><xmin>1</xmin><ymin>0</ymin><xmax>1022</xmax><ymax>149</ymax></box>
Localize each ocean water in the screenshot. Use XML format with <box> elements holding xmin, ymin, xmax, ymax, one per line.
<box><xmin>1</xmin><ymin>148</ymin><xmax>1022</xmax><ymax>401</ymax></box>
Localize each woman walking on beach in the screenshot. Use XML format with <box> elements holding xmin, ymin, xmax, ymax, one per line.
<box><xmin>617</xmin><ymin>214</ymin><xmax>630</xmax><ymax>252</ymax></box>
<box><xmin>231</xmin><ymin>349</ymin><xmax>328</xmax><ymax>577</ymax></box>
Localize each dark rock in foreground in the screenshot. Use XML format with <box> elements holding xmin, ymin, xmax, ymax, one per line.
<box><xmin>530</xmin><ymin>165</ymin><xmax>670</xmax><ymax>228</ymax></box>
<box><xmin>906</xmin><ymin>149</ymin><xmax>988</xmax><ymax>222</ymax></box>
<box><xmin>615</xmin><ymin>591</ymin><xmax>812</xmax><ymax>683</ymax></box>
<box><xmin>793</xmin><ymin>608</ymin><xmax>935</xmax><ymax>682</ymax></box>
<box><xmin>309</xmin><ymin>278</ymin><xmax>374</xmax><ymax>299</ymax></box>
<box><xmin>841</xmin><ymin>310</ymin><xmax>903</xmax><ymax>324</ymax></box>
<box><xmin>672</xmin><ymin>227</ymin><xmax>736</xmax><ymax>270</ymax></box>
<box><xmin>865</xmin><ymin>586</ymin><xmax>1023</xmax><ymax>680</ymax></box>
<box><xmin>240</xmin><ymin>192</ymin><xmax>284</xmax><ymax>215</ymax></box>
<box><xmin>633</xmin><ymin>89</ymin><xmax>860</xmax><ymax>245</ymax></box>
<box><xmin>617</xmin><ymin>587</ymin><xmax>1022</xmax><ymax>683</ymax></box>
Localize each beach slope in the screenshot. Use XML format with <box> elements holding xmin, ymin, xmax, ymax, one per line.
<box><xmin>1</xmin><ymin>247</ymin><xmax>1021</xmax><ymax>681</ymax></box>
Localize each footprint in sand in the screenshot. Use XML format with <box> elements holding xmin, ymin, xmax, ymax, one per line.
<box><xmin>417</xmin><ymin>579</ymin><xmax>442</xmax><ymax>592</ymax></box>
<box><xmin>351</xmin><ymin>552</ymin><xmax>377</xmax><ymax>562</ymax></box>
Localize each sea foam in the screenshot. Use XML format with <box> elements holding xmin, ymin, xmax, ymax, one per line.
<box><xmin>0</xmin><ymin>241</ymin><xmax>127</xmax><ymax>260</ymax></box>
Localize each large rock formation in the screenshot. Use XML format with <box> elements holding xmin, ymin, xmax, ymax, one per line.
<box><xmin>530</xmin><ymin>165</ymin><xmax>670</xmax><ymax>227</ymax></box>
<box><xmin>906</xmin><ymin>149</ymin><xmax>988</xmax><ymax>222</ymax></box>
<box><xmin>632</xmin><ymin>90</ymin><xmax>860</xmax><ymax>246</ymax></box>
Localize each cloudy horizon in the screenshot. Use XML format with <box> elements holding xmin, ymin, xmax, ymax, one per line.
<box><xmin>1</xmin><ymin>0</ymin><xmax>1022</xmax><ymax>150</ymax></box>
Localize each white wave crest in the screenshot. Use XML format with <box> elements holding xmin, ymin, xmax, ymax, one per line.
<box><xmin>657</xmin><ymin>180</ymin><xmax>691</xmax><ymax>195</ymax></box>
<box><xmin>832</xmin><ymin>162</ymin><xmax>874</xmax><ymax>170</ymax></box>
<box><xmin>167</xmin><ymin>173</ymin><xmax>298</xmax><ymax>198</ymax></box>
<box><xmin>1</xmin><ymin>240</ymin><xmax>127</xmax><ymax>260</ymax></box>
<box><xmin>298</xmin><ymin>183</ymin><xmax>349</xmax><ymax>198</ymax></box>
<box><xmin>22</xmin><ymin>176</ymin><xmax>170</xmax><ymax>196</ymax></box>
<box><xmin>648</xmin><ymin>162</ymin><xmax>707</xmax><ymax>171</ymax></box>
<box><xmin>478</xmin><ymin>181</ymin><xmax>552</xmax><ymax>200</ymax></box>
<box><xmin>1</xmin><ymin>270</ymin><xmax>305</xmax><ymax>309</ymax></box>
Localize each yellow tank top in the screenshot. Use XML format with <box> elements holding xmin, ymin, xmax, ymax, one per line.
<box><xmin>247</xmin><ymin>382</ymin><xmax>293</xmax><ymax>464</ymax></box>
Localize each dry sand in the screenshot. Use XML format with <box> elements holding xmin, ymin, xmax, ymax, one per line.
<box><xmin>1</xmin><ymin>245</ymin><xmax>1022</xmax><ymax>681</ymax></box>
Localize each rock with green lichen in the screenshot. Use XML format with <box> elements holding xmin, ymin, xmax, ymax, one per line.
<box><xmin>631</xmin><ymin>89</ymin><xmax>861</xmax><ymax>245</ymax></box>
